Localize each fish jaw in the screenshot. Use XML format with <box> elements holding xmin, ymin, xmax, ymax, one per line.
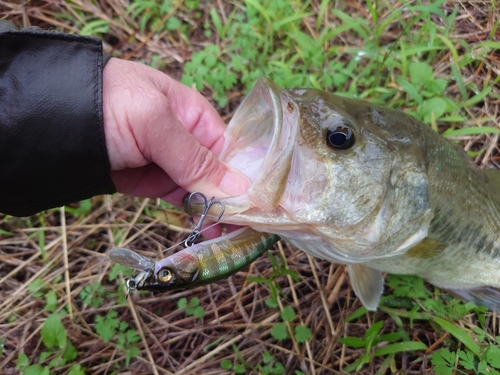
<box><xmin>219</xmin><ymin>77</ymin><xmax>300</xmax><ymax>212</ymax></box>
<box><xmin>213</xmin><ymin>78</ymin><xmax>332</xmax><ymax>222</ymax></box>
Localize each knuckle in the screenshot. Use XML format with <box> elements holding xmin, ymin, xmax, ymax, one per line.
<box><xmin>182</xmin><ymin>146</ymin><xmax>223</xmax><ymax>187</ymax></box>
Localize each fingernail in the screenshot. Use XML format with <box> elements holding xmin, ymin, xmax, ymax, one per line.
<box><xmin>220</xmin><ymin>167</ymin><xmax>251</xmax><ymax>196</ymax></box>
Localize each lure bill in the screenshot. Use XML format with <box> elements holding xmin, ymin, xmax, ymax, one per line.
<box><xmin>108</xmin><ymin>247</ymin><xmax>156</xmax><ymax>292</ymax></box>
<box><xmin>109</xmin><ymin>227</ymin><xmax>280</xmax><ymax>293</ymax></box>
<box><xmin>108</xmin><ymin>247</ymin><xmax>155</xmax><ymax>271</ymax></box>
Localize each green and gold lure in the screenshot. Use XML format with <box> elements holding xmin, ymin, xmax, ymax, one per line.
<box><xmin>109</xmin><ymin>226</ymin><xmax>279</xmax><ymax>292</ymax></box>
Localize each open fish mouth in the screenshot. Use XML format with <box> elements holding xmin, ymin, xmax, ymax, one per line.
<box><xmin>217</xmin><ymin>77</ymin><xmax>299</xmax><ymax>213</ymax></box>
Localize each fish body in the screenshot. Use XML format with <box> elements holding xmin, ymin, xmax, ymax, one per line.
<box><xmin>110</xmin><ymin>227</ymin><xmax>279</xmax><ymax>291</ymax></box>
<box><xmin>185</xmin><ymin>78</ymin><xmax>500</xmax><ymax>310</ymax></box>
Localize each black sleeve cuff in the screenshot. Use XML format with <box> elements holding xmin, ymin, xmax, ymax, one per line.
<box><xmin>0</xmin><ymin>30</ymin><xmax>116</xmax><ymax>216</ymax></box>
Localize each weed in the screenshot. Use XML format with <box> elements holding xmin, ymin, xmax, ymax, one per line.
<box><xmin>340</xmin><ymin>319</ymin><xmax>427</xmax><ymax>373</ymax></box>
<box><xmin>64</xmin><ymin>199</ymin><xmax>93</xmax><ymax>218</ymax></box>
<box><xmin>16</xmin><ymin>314</ymin><xmax>82</xmax><ymax>375</ymax></box>
<box><xmin>94</xmin><ymin>310</ymin><xmax>140</xmax><ymax>365</ymax></box>
<box><xmin>177</xmin><ymin>297</ymin><xmax>205</xmax><ymax>318</ymax></box>
<box><xmin>221</xmin><ymin>348</ymin><xmax>286</xmax><ymax>374</ymax></box>
<box><xmin>79</xmin><ymin>281</ymin><xmax>106</xmax><ymax>308</ymax></box>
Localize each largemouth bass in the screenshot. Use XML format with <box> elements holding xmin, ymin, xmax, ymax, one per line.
<box><xmin>183</xmin><ymin>77</ymin><xmax>500</xmax><ymax>311</ymax></box>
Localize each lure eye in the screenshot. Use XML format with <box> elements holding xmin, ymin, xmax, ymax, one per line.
<box><xmin>158</xmin><ymin>268</ymin><xmax>173</xmax><ymax>283</ymax></box>
<box><xmin>326</xmin><ymin>126</ymin><xmax>355</xmax><ymax>150</ymax></box>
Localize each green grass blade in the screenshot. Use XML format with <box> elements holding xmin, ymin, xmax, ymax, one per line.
<box><xmin>210</xmin><ymin>8</ymin><xmax>224</xmax><ymax>38</ymax></box>
<box><xmin>462</xmin><ymin>86</ymin><xmax>493</xmax><ymax>108</ymax></box>
<box><xmin>272</xmin><ymin>12</ymin><xmax>313</xmax><ymax>31</ymax></box>
<box><xmin>374</xmin><ymin>341</ymin><xmax>427</xmax><ymax>356</ymax></box>
<box><xmin>243</xmin><ymin>0</ymin><xmax>270</xmax><ymax>24</ymax></box>
<box><xmin>443</xmin><ymin>126</ymin><xmax>500</xmax><ymax>138</ymax></box>
<box><xmin>434</xmin><ymin>316</ymin><xmax>480</xmax><ymax>356</ymax></box>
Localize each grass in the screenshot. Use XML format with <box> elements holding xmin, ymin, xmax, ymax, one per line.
<box><xmin>1</xmin><ymin>0</ymin><xmax>499</xmax><ymax>374</ymax></box>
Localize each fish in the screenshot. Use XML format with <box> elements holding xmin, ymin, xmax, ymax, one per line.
<box><xmin>181</xmin><ymin>77</ymin><xmax>500</xmax><ymax>311</ymax></box>
<box><xmin>109</xmin><ymin>227</ymin><xmax>279</xmax><ymax>291</ymax></box>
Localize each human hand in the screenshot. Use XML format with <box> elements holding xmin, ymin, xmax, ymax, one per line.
<box><xmin>102</xmin><ymin>58</ymin><xmax>251</xmax><ymax>208</ymax></box>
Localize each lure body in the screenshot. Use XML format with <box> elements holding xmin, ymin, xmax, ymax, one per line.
<box><xmin>109</xmin><ymin>227</ymin><xmax>279</xmax><ymax>291</ymax></box>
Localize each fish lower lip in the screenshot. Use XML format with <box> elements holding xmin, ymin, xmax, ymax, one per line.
<box><xmin>218</xmin><ymin>78</ymin><xmax>298</xmax><ymax>212</ymax></box>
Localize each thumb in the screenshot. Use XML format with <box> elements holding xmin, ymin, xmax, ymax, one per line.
<box><xmin>173</xmin><ymin>137</ymin><xmax>251</xmax><ymax>197</ymax></box>
<box><xmin>142</xmin><ymin>106</ymin><xmax>251</xmax><ymax>198</ymax></box>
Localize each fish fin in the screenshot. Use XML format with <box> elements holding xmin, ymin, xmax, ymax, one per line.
<box><xmin>393</xmin><ymin>210</ymin><xmax>432</xmax><ymax>255</ymax></box>
<box><xmin>404</xmin><ymin>237</ymin><xmax>448</xmax><ymax>259</ymax></box>
<box><xmin>446</xmin><ymin>286</ymin><xmax>500</xmax><ymax>311</ymax></box>
<box><xmin>348</xmin><ymin>265</ymin><xmax>384</xmax><ymax>311</ymax></box>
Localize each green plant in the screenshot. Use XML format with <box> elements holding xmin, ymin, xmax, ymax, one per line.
<box><xmin>431</xmin><ymin>317</ymin><xmax>500</xmax><ymax>375</ymax></box>
<box><xmin>177</xmin><ymin>297</ymin><xmax>205</xmax><ymax>318</ymax></box>
<box><xmin>64</xmin><ymin>199</ymin><xmax>93</xmax><ymax>218</ymax></box>
<box><xmin>79</xmin><ymin>281</ymin><xmax>106</xmax><ymax>308</ymax></box>
<box><xmin>221</xmin><ymin>348</ymin><xmax>286</xmax><ymax>374</ymax></box>
<box><xmin>28</xmin><ymin>277</ymin><xmax>63</xmax><ymax>313</ymax></box>
<box><xmin>270</xmin><ymin>305</ymin><xmax>311</xmax><ymax>343</ymax></box>
<box><xmin>16</xmin><ymin>314</ymin><xmax>84</xmax><ymax>375</ymax></box>
<box><xmin>339</xmin><ymin>320</ymin><xmax>427</xmax><ymax>373</ymax></box>
<box><xmin>94</xmin><ymin>310</ymin><xmax>140</xmax><ymax>365</ymax></box>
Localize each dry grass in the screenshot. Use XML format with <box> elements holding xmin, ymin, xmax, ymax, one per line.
<box><xmin>1</xmin><ymin>1</ymin><xmax>499</xmax><ymax>374</ymax></box>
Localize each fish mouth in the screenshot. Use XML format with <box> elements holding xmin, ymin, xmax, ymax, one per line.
<box><xmin>218</xmin><ymin>77</ymin><xmax>299</xmax><ymax>213</ymax></box>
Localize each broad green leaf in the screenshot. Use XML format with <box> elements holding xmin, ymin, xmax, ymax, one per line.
<box><xmin>68</xmin><ymin>364</ymin><xmax>86</xmax><ymax>375</ymax></box>
<box><xmin>420</xmin><ymin>97</ymin><xmax>447</xmax><ymax>123</ymax></box>
<box><xmin>486</xmin><ymin>345</ymin><xmax>500</xmax><ymax>368</ymax></box>
<box><xmin>280</xmin><ymin>306</ymin><xmax>295</xmax><ymax>322</ymax></box>
<box><xmin>409</xmin><ymin>62</ymin><xmax>433</xmax><ymax>85</ymax></box>
<box><xmin>16</xmin><ymin>352</ymin><xmax>29</xmax><ymax>370</ymax></box>
<box><xmin>63</xmin><ymin>342</ymin><xmax>78</xmax><ymax>362</ymax></box>
<box><xmin>193</xmin><ymin>306</ymin><xmax>205</xmax><ymax>318</ymax></box>
<box><xmin>166</xmin><ymin>17</ymin><xmax>181</xmax><ymax>31</ymax></box>
<box><xmin>28</xmin><ymin>279</ymin><xmax>45</xmax><ymax>298</ymax></box>
<box><xmin>23</xmin><ymin>364</ymin><xmax>50</xmax><ymax>375</ymax></box>
<box><xmin>177</xmin><ymin>298</ymin><xmax>187</xmax><ymax>309</ymax></box>
<box><xmin>221</xmin><ymin>359</ymin><xmax>232</xmax><ymax>370</ymax></box>
<box><xmin>44</xmin><ymin>290</ymin><xmax>57</xmax><ymax>312</ymax></box>
<box><xmin>41</xmin><ymin>314</ymin><xmax>67</xmax><ymax>350</ymax></box>
<box><xmin>265</xmin><ymin>297</ymin><xmax>278</xmax><ymax>308</ymax></box>
<box><xmin>234</xmin><ymin>363</ymin><xmax>246</xmax><ymax>374</ymax></box>
<box><xmin>294</xmin><ymin>325</ymin><xmax>312</xmax><ymax>343</ymax></box>
<box><xmin>271</xmin><ymin>322</ymin><xmax>289</xmax><ymax>340</ymax></box>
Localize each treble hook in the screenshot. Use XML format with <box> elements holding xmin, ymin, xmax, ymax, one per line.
<box><xmin>184</xmin><ymin>192</ymin><xmax>225</xmax><ymax>247</ymax></box>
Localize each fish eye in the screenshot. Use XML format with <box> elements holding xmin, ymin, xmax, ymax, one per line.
<box><xmin>158</xmin><ymin>268</ymin><xmax>173</xmax><ymax>283</ymax></box>
<box><xmin>326</xmin><ymin>126</ymin><xmax>355</xmax><ymax>150</ymax></box>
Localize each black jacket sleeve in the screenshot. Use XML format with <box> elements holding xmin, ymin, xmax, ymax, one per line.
<box><xmin>0</xmin><ymin>27</ymin><xmax>116</xmax><ymax>216</ymax></box>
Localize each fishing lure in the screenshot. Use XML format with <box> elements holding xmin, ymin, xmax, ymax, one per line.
<box><xmin>109</xmin><ymin>192</ymin><xmax>279</xmax><ymax>293</ymax></box>
<box><xmin>109</xmin><ymin>227</ymin><xmax>279</xmax><ymax>293</ymax></box>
